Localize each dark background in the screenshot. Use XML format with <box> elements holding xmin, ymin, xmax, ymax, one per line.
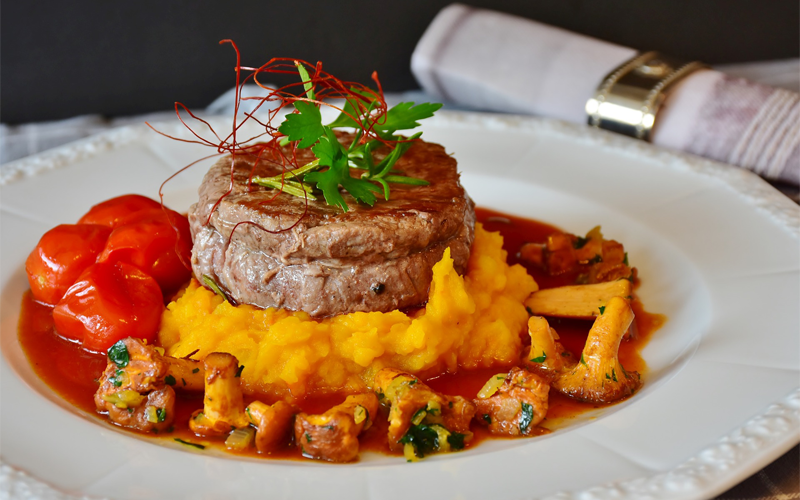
<box><xmin>2</xmin><ymin>0</ymin><xmax>798</xmax><ymax>124</ymax></box>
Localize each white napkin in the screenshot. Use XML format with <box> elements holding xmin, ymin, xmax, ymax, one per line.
<box><xmin>411</xmin><ymin>4</ymin><xmax>800</xmax><ymax>185</ymax></box>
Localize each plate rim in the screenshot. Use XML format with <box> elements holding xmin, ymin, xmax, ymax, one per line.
<box><xmin>1</xmin><ymin>110</ymin><xmax>798</xmax><ymax>500</ymax></box>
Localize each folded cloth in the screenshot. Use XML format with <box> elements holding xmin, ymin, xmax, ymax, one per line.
<box><xmin>411</xmin><ymin>3</ymin><xmax>800</xmax><ymax>185</ymax></box>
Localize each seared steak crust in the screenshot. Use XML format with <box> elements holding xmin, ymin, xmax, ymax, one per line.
<box><xmin>189</xmin><ymin>133</ymin><xmax>475</xmax><ymax>317</ymax></box>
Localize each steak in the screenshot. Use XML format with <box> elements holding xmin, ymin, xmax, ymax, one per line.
<box><xmin>189</xmin><ymin>133</ymin><xmax>475</xmax><ymax>317</ymax></box>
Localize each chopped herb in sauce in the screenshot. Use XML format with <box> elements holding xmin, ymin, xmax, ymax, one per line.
<box><xmin>108</xmin><ymin>341</ymin><xmax>129</xmax><ymax>368</ymax></box>
<box><xmin>530</xmin><ymin>351</ymin><xmax>547</xmax><ymax>363</ymax></box>
<box><xmin>109</xmin><ymin>369</ymin><xmax>124</xmax><ymax>387</ymax></box>
<box><xmin>447</xmin><ymin>432</ymin><xmax>466</xmax><ymax>451</ymax></box>
<box><xmin>573</xmin><ymin>236</ymin><xmax>589</xmax><ymax>249</ymax></box>
<box><xmin>519</xmin><ymin>402</ymin><xmax>534</xmax><ymax>434</ymax></box>
<box><xmin>399</xmin><ymin>424</ymin><xmax>439</xmax><ymax>458</ymax></box>
<box><xmin>174</xmin><ymin>438</ymin><xmax>205</xmax><ymax>450</ymax></box>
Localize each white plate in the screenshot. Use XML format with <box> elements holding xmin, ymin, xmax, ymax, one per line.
<box><xmin>1</xmin><ymin>111</ymin><xmax>798</xmax><ymax>500</ymax></box>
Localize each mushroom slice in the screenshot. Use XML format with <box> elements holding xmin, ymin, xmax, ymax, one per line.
<box><xmin>474</xmin><ymin>367</ymin><xmax>550</xmax><ymax>437</ymax></box>
<box><xmin>552</xmin><ymin>297</ymin><xmax>641</xmax><ymax>403</ymax></box>
<box><xmin>245</xmin><ymin>400</ymin><xmax>294</xmax><ymax>453</ymax></box>
<box><xmin>189</xmin><ymin>352</ymin><xmax>249</xmax><ymax>436</ymax></box>
<box><xmin>294</xmin><ymin>393</ymin><xmax>379</xmax><ymax>463</ymax></box>
<box><xmin>374</xmin><ymin>368</ymin><xmax>475</xmax><ymax>459</ymax></box>
<box><xmin>94</xmin><ymin>337</ymin><xmax>175</xmax><ymax>433</ymax></box>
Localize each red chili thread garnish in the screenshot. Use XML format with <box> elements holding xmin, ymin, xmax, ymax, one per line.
<box><xmin>148</xmin><ymin>39</ymin><xmax>416</xmax><ymax>258</ymax></box>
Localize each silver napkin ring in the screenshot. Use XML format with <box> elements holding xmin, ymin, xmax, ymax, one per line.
<box><xmin>586</xmin><ymin>51</ymin><xmax>706</xmax><ymax>141</ymax></box>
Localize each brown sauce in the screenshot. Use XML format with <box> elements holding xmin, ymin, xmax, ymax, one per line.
<box><xmin>17</xmin><ymin>207</ymin><xmax>664</xmax><ymax>461</ymax></box>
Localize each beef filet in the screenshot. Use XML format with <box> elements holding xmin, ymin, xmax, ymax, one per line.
<box><xmin>189</xmin><ymin>133</ymin><xmax>475</xmax><ymax>317</ymax></box>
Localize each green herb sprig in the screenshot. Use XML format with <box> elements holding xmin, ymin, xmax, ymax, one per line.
<box><xmin>251</xmin><ymin>61</ymin><xmax>441</xmax><ymax>212</ymax></box>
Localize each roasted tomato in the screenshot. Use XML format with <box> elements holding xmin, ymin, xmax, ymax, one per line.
<box><xmin>77</xmin><ymin>194</ymin><xmax>162</xmax><ymax>228</ymax></box>
<box><xmin>53</xmin><ymin>261</ymin><xmax>163</xmax><ymax>352</ymax></box>
<box><xmin>25</xmin><ymin>224</ymin><xmax>112</xmax><ymax>305</ymax></box>
<box><xmin>98</xmin><ymin>208</ymin><xmax>192</xmax><ymax>293</ymax></box>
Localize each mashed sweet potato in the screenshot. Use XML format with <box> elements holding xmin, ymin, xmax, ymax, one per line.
<box><xmin>158</xmin><ymin>224</ymin><xmax>537</xmax><ymax>399</ymax></box>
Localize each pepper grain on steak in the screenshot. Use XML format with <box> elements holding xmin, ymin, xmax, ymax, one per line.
<box><xmin>189</xmin><ymin>132</ymin><xmax>475</xmax><ymax>317</ymax></box>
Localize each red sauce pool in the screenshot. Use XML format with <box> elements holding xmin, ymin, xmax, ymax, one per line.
<box><xmin>17</xmin><ymin>207</ymin><xmax>665</xmax><ymax>460</ymax></box>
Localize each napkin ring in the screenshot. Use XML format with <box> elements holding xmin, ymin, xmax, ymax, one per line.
<box><xmin>586</xmin><ymin>51</ymin><xmax>706</xmax><ymax>141</ymax></box>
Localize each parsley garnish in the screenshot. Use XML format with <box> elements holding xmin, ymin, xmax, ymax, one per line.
<box><xmin>164</xmin><ymin>375</ymin><xmax>176</xmax><ymax>386</ymax></box>
<box><xmin>305</xmin><ymin>432</ymin><xmax>312</xmax><ymax>443</ymax></box>
<box><xmin>235</xmin><ymin>365</ymin><xmax>245</xmax><ymax>378</ymax></box>
<box><xmin>202</xmin><ymin>274</ymin><xmax>236</xmax><ymax>304</ymax></box>
<box><xmin>108</xmin><ymin>341</ymin><xmax>129</xmax><ymax>368</ymax></box>
<box><xmin>482</xmin><ymin>414</ymin><xmax>492</xmax><ymax>425</ymax></box>
<box><xmin>399</xmin><ymin>424</ymin><xmax>439</xmax><ymax>458</ymax></box>
<box><xmin>192</xmin><ymin>368</ymin><xmax>200</xmax><ymax>374</ymax></box>
<box><xmin>447</xmin><ymin>432</ymin><xmax>466</xmax><ymax>451</ymax></box>
<box><xmin>612</xmin><ymin>368</ymin><xmax>618</xmax><ymax>382</ymax></box>
<box><xmin>519</xmin><ymin>402</ymin><xmax>534</xmax><ymax>434</ymax></box>
<box><xmin>174</xmin><ymin>438</ymin><xmax>205</xmax><ymax>450</ymax></box>
<box><xmin>530</xmin><ymin>351</ymin><xmax>547</xmax><ymax>363</ymax></box>
<box><xmin>157</xmin><ymin>408</ymin><xmax>167</xmax><ymax>422</ymax></box>
<box><xmin>588</xmin><ymin>254</ymin><xmax>603</xmax><ymax>265</ymax></box>
<box><xmin>599</xmin><ymin>306</ymin><xmax>606</xmax><ymax>315</ymax></box>
<box><xmin>580</xmin><ymin>353</ymin><xmax>588</xmax><ymax>366</ymax></box>
<box><xmin>573</xmin><ymin>236</ymin><xmax>589</xmax><ymax>249</ymax></box>
<box><xmin>252</xmin><ymin>63</ymin><xmax>440</xmax><ymax>212</ymax></box>
<box><xmin>109</xmin><ymin>369</ymin><xmax>124</xmax><ymax>387</ymax></box>
<box><xmin>623</xmin><ymin>252</ymin><xmax>629</xmax><ymax>266</ymax></box>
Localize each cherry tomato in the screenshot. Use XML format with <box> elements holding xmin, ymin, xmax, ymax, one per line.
<box><xmin>25</xmin><ymin>224</ymin><xmax>112</xmax><ymax>305</ymax></box>
<box><xmin>97</xmin><ymin>208</ymin><xmax>192</xmax><ymax>293</ymax></box>
<box><xmin>53</xmin><ymin>261</ymin><xmax>163</xmax><ymax>352</ymax></box>
<box><xmin>77</xmin><ymin>194</ymin><xmax>161</xmax><ymax>228</ymax></box>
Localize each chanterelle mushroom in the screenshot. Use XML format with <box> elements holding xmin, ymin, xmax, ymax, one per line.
<box><xmin>374</xmin><ymin>368</ymin><xmax>475</xmax><ymax>461</ymax></box>
<box><xmin>524</xmin><ymin>316</ymin><xmax>572</xmax><ymax>380</ymax></box>
<box><xmin>294</xmin><ymin>393</ymin><xmax>379</xmax><ymax>462</ymax></box>
<box><xmin>552</xmin><ymin>296</ymin><xmax>640</xmax><ymax>403</ymax></box>
<box><xmin>190</xmin><ymin>352</ymin><xmax>249</xmax><ymax>436</ymax></box>
<box><xmin>245</xmin><ymin>400</ymin><xmax>294</xmax><ymax>453</ymax></box>
<box><xmin>94</xmin><ymin>338</ymin><xmax>176</xmax><ymax>432</ymax></box>
<box><xmin>474</xmin><ymin>367</ymin><xmax>550</xmax><ymax>436</ymax></box>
